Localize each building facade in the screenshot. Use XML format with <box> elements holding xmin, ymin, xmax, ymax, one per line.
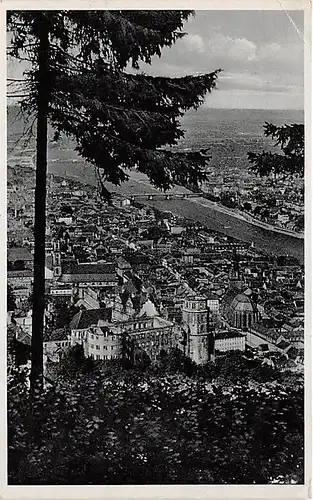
<box><xmin>214</xmin><ymin>330</ymin><xmax>246</xmax><ymax>352</ymax></box>
<box><xmin>182</xmin><ymin>296</ymin><xmax>210</xmax><ymax>365</ymax></box>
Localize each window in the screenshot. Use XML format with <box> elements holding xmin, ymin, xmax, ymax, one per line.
<box><xmin>111</xmin><ymin>346</ymin><xmax>114</xmax><ymax>350</ymax></box>
<box><xmin>96</xmin><ymin>345</ymin><xmax>100</xmax><ymax>350</ymax></box>
<box><xmin>91</xmin><ymin>334</ymin><xmax>94</xmax><ymax>340</ymax></box>
<box><xmin>96</xmin><ymin>354</ymin><xmax>100</xmax><ymax>360</ymax></box>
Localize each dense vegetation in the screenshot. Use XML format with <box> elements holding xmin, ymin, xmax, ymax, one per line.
<box><xmin>8</xmin><ymin>347</ymin><xmax>304</xmax><ymax>485</ymax></box>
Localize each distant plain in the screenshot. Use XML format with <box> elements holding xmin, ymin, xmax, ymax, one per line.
<box><xmin>7</xmin><ymin>106</ymin><xmax>305</xmax><ymax>263</ymax></box>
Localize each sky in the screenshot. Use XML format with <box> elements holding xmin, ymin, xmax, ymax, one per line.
<box><xmin>135</xmin><ymin>10</ymin><xmax>305</xmax><ymax>110</ymax></box>
<box><xmin>7</xmin><ymin>10</ymin><xmax>305</xmax><ymax>110</ymax></box>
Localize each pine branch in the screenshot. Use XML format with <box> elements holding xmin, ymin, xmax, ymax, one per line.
<box><xmin>48</xmin><ymin>100</ymin><xmax>209</xmax><ymax>190</ymax></box>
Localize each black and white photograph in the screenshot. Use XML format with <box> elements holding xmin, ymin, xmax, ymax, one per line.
<box><xmin>5</xmin><ymin>3</ymin><xmax>309</xmax><ymax>491</ymax></box>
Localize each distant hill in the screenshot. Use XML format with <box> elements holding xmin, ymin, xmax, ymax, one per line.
<box><xmin>7</xmin><ymin>105</ymin><xmax>97</xmax><ymax>185</ymax></box>
<box><xmin>7</xmin><ymin>104</ymin><xmax>305</xmax><ymax>188</ymax></box>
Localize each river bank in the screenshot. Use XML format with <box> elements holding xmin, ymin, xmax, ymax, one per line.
<box><xmin>47</xmin><ymin>163</ymin><xmax>304</xmax><ymax>265</ymax></box>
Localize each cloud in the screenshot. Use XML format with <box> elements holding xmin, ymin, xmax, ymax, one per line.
<box><xmin>256</xmin><ymin>41</ymin><xmax>303</xmax><ymax>71</ymax></box>
<box><xmin>229</xmin><ymin>38</ymin><xmax>257</xmax><ymax>62</ymax></box>
<box><xmin>257</xmin><ymin>42</ymin><xmax>282</xmax><ymax>61</ymax></box>
<box><xmin>209</xmin><ymin>34</ymin><xmax>256</xmax><ymax>62</ymax></box>
<box><xmin>181</xmin><ymin>34</ymin><xmax>205</xmax><ymax>53</ymax></box>
<box><xmin>150</xmin><ymin>11</ymin><xmax>305</xmax><ymax>109</ymax></box>
<box><xmin>205</xmin><ymin>34</ymin><xmax>303</xmax><ymax>76</ymax></box>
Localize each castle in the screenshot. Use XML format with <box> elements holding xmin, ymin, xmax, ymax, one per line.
<box><xmin>181</xmin><ymin>296</ymin><xmax>211</xmax><ymax>365</ymax></box>
<box><xmin>68</xmin><ymin>294</ymin><xmax>212</xmax><ymax>365</ymax></box>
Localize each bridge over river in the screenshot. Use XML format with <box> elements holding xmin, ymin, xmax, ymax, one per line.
<box><xmin>128</xmin><ymin>192</ymin><xmax>201</xmax><ymax>201</ymax></box>
<box><xmin>47</xmin><ymin>164</ymin><xmax>304</xmax><ymax>265</ymax></box>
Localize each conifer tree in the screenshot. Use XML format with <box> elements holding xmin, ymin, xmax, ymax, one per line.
<box><xmin>7</xmin><ymin>10</ymin><xmax>220</xmax><ymax>392</ymax></box>
<box><xmin>247</xmin><ymin>122</ymin><xmax>304</xmax><ymax>179</ymax></box>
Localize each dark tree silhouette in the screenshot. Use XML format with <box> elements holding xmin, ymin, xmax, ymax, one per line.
<box><xmin>248</xmin><ymin>122</ymin><xmax>304</xmax><ymax>179</ymax></box>
<box><xmin>7</xmin><ymin>10</ymin><xmax>221</xmax><ymax>392</ymax></box>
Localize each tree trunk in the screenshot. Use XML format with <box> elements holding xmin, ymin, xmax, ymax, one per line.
<box><xmin>30</xmin><ymin>22</ymin><xmax>50</xmax><ymax>395</ymax></box>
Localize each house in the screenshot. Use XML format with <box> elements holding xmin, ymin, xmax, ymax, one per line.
<box><xmin>84</xmin><ymin>325</ymin><xmax>122</xmax><ymax>361</ymax></box>
<box><xmin>14</xmin><ymin>309</ymin><xmax>50</xmax><ymax>335</ymax></box>
<box><xmin>112</xmin><ymin>291</ymin><xmax>149</xmax><ymax>321</ymax></box>
<box><xmin>69</xmin><ymin>293</ymin><xmax>180</xmax><ymax>363</ymax></box>
<box><xmin>277</xmin><ymin>213</ymin><xmax>290</xmax><ymax>224</ymax></box>
<box><xmin>57</xmin><ymin>216</ymin><xmax>73</xmax><ymax>226</ymax></box>
<box><xmin>7</xmin><ymin>246</ymin><xmax>33</xmax><ymax>271</ymax></box>
<box><xmin>70</xmin><ymin>307</ymin><xmax>113</xmax><ymax>346</ymax></box>
<box><xmin>72</xmin><ymin>189</ymin><xmax>85</xmax><ymax>197</ymax></box>
<box><xmin>7</xmin><ymin>269</ymin><xmax>33</xmax><ymax>300</ymax></box>
<box><xmin>116</xmin><ymin>257</ymin><xmax>132</xmax><ymax>278</ymax></box>
<box><xmin>206</xmin><ymin>294</ymin><xmax>220</xmax><ymax>313</ymax></box>
<box><xmin>50</xmin><ymin>284</ymin><xmax>73</xmax><ymax>298</ymax></box>
<box><xmin>43</xmin><ymin>328</ymin><xmax>71</xmax><ymax>363</ymax></box>
<box><xmin>214</xmin><ymin>329</ymin><xmax>246</xmax><ymax>352</ymax></box>
<box><xmin>60</xmin><ymin>262</ymin><xmax>119</xmax><ymax>290</ymax></box>
<box><xmin>276</xmin><ymin>338</ymin><xmax>292</xmax><ymax>354</ymax></box>
<box><xmin>113</xmin><ymin>197</ymin><xmax>131</xmax><ymax>208</ymax></box>
<box><xmin>75</xmin><ymin>287</ymin><xmax>102</xmax><ymax>310</ymax></box>
<box><xmin>181</xmin><ymin>248</ymin><xmax>198</xmax><ymax>264</ymax></box>
<box><xmin>45</xmin><ymin>256</ymin><xmax>54</xmax><ymax>280</ymax></box>
<box><xmin>170</xmin><ymin>225</ymin><xmax>185</xmax><ymax>235</ymax></box>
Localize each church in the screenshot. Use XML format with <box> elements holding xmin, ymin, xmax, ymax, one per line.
<box><xmin>220</xmin><ymin>287</ymin><xmax>260</xmax><ymax>330</ymax></box>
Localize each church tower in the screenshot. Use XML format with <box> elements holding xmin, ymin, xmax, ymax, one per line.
<box><xmin>182</xmin><ymin>296</ymin><xmax>210</xmax><ymax>365</ymax></box>
<box><xmin>52</xmin><ymin>240</ymin><xmax>62</xmax><ymax>277</ymax></box>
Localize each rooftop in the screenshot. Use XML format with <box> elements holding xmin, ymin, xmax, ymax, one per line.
<box><xmin>7</xmin><ymin>247</ymin><xmax>33</xmax><ymax>262</ymax></box>
<box><xmin>8</xmin><ymin>269</ymin><xmax>33</xmax><ymax>278</ymax></box>
<box><xmin>138</xmin><ymin>299</ymin><xmax>159</xmax><ymax>318</ymax></box>
<box><xmin>215</xmin><ymin>330</ymin><xmax>246</xmax><ymax>340</ymax></box>
<box><xmin>60</xmin><ymin>273</ymin><xmax>118</xmax><ymax>284</ymax></box>
<box><xmin>43</xmin><ymin>328</ymin><xmax>68</xmax><ymax>342</ymax></box>
<box><xmin>70</xmin><ymin>308</ymin><xmax>112</xmax><ymax>330</ymax></box>
<box><xmin>62</xmin><ymin>262</ymin><xmax>116</xmax><ymax>275</ymax></box>
<box><xmin>222</xmin><ymin>287</ymin><xmax>258</xmax><ymax>313</ymax></box>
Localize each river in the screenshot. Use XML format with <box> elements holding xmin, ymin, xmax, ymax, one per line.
<box><xmin>143</xmin><ymin>197</ymin><xmax>304</xmax><ymax>264</ymax></box>
<box><xmin>49</xmin><ymin>164</ymin><xmax>304</xmax><ymax>265</ymax></box>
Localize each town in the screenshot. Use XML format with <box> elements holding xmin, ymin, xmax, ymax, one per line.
<box><xmin>201</xmin><ymin>165</ymin><xmax>304</xmax><ymax>233</ymax></box>
<box><xmin>7</xmin><ymin>164</ymin><xmax>304</xmax><ymax>379</ymax></box>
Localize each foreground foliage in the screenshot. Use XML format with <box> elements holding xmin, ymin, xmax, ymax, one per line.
<box><xmin>8</xmin><ymin>364</ymin><xmax>304</xmax><ymax>485</ymax></box>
